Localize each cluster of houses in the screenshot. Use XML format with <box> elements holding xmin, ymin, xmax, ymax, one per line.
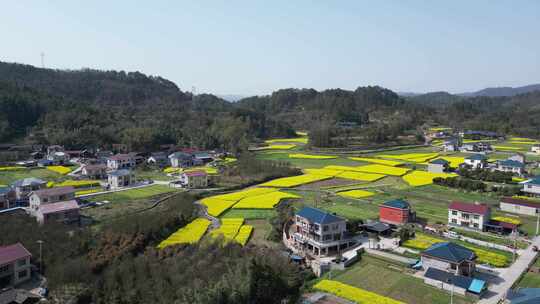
<box><xmin>427</xmin><ymin>153</ymin><xmax>528</xmax><ymax>177</ymax></box>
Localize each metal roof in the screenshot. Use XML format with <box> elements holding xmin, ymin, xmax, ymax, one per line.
<box><xmin>31</xmin><ymin>186</ymin><xmax>75</xmax><ymax>198</ymax></box>
<box><xmin>382</xmin><ymin>199</ymin><xmax>410</xmax><ymax>210</ymax></box>
<box><xmin>424</xmin><ymin>267</ymin><xmax>485</xmax><ymax>293</ymax></box>
<box><xmin>11</xmin><ymin>178</ymin><xmax>46</xmax><ymax>188</ymax></box>
<box><xmin>498</xmin><ymin>160</ymin><xmax>525</xmax><ymax>168</ymax></box>
<box><xmin>0</xmin><ymin>243</ymin><xmax>32</xmax><ymax>266</ymax></box>
<box><xmin>39</xmin><ymin>200</ymin><xmax>79</xmax><ymax>215</ymax></box>
<box><xmin>466</xmin><ymin>154</ymin><xmax>487</xmax><ymax>161</ymax></box>
<box><xmin>524</xmin><ymin>177</ymin><xmax>540</xmax><ymax>185</ymax></box>
<box><xmin>507</xmin><ymin>288</ymin><xmax>540</xmax><ymax>304</ymax></box>
<box><xmin>296</xmin><ymin>207</ymin><xmax>344</xmax><ymax>224</ymax></box>
<box><xmin>501</xmin><ymin>197</ymin><xmax>540</xmax><ymax>209</ymax></box>
<box><xmin>422</xmin><ymin>242</ymin><xmax>476</xmax><ymax>263</ymax></box>
<box><xmin>449</xmin><ymin>201</ymin><xmax>490</xmax><ymax>215</ymax></box>
<box><xmin>430</xmin><ymin>158</ymin><xmax>449</xmax><ymax>165</ymax></box>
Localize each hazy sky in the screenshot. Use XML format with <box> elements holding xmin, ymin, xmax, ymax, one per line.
<box><xmin>2</xmin><ymin>1</ymin><xmax>540</xmax><ymax>95</ymax></box>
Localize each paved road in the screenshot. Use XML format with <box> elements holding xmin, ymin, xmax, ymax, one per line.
<box><xmin>478</xmin><ymin>236</ymin><xmax>540</xmax><ymax>304</ymax></box>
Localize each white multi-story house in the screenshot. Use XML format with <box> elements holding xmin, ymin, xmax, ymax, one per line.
<box><xmin>0</xmin><ymin>243</ymin><xmax>32</xmax><ymax>287</ymax></box>
<box><xmin>168</xmin><ymin>152</ymin><xmax>195</xmax><ymax>168</ymax></box>
<box><xmin>523</xmin><ymin>177</ymin><xmax>540</xmax><ymax>196</ymax></box>
<box><xmin>463</xmin><ymin>154</ymin><xmax>488</xmax><ymax>169</ymax></box>
<box><xmin>448</xmin><ymin>201</ymin><xmax>490</xmax><ymax>231</ymax></box>
<box><xmin>493</xmin><ymin>159</ymin><xmax>525</xmax><ymax>176</ymax></box>
<box><xmin>179</xmin><ymin>171</ymin><xmax>209</xmax><ymax>189</ymax></box>
<box><xmin>291</xmin><ymin>207</ymin><xmax>355</xmax><ymax>256</ymax></box>
<box><xmin>500</xmin><ymin>197</ymin><xmax>540</xmax><ymax>216</ymax></box>
<box><xmin>108</xmin><ymin>169</ymin><xmax>134</xmax><ymax>189</ymax></box>
<box><xmin>106</xmin><ymin>154</ymin><xmax>136</xmax><ymax>170</ymax></box>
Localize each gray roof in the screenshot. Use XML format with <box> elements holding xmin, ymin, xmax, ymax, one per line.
<box><xmin>422</xmin><ymin>242</ymin><xmax>476</xmax><ymax>263</ymax></box>
<box><xmin>507</xmin><ymin>288</ymin><xmax>540</xmax><ymax>304</ymax></box>
<box><xmin>466</xmin><ymin>154</ymin><xmax>487</xmax><ymax>161</ymax></box>
<box><xmin>30</xmin><ymin>186</ymin><xmax>75</xmax><ymax>198</ymax></box>
<box><xmin>11</xmin><ymin>178</ymin><xmax>46</xmax><ymax>188</ymax></box>
<box><xmin>168</xmin><ymin>152</ymin><xmax>193</xmax><ymax>160</ymax></box>
<box><xmin>498</xmin><ymin>160</ymin><xmax>525</xmax><ymax>168</ymax></box>
<box><xmin>296</xmin><ymin>207</ymin><xmax>344</xmax><ymax>224</ymax></box>
<box><xmin>108</xmin><ymin>169</ymin><xmax>132</xmax><ymax>177</ymax></box>
<box><xmin>430</xmin><ymin>158</ymin><xmax>449</xmax><ymax>165</ymax></box>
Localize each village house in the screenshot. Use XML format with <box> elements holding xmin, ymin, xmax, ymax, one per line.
<box><xmin>442</xmin><ymin>138</ymin><xmax>459</xmax><ymax>152</ymax></box>
<box><xmin>531</xmin><ymin>145</ymin><xmax>540</xmax><ymax>155</ymax></box>
<box><xmin>106</xmin><ymin>154</ymin><xmax>136</xmax><ymax>170</ymax></box>
<box><xmin>193</xmin><ymin>152</ymin><xmax>214</xmax><ymax>164</ymax></box>
<box><xmin>180</xmin><ymin>171</ymin><xmax>209</xmax><ymax>189</ymax></box>
<box><xmin>421</xmin><ymin>242</ymin><xmax>477</xmax><ymax>276</ymax></box>
<box><xmin>379</xmin><ymin>199</ymin><xmax>415</xmax><ymax>226</ymax></box>
<box><xmin>10</xmin><ymin>178</ymin><xmax>47</xmax><ymax>206</ymax></box>
<box><xmin>81</xmin><ymin>164</ymin><xmax>107</xmax><ymax>179</ymax></box>
<box><xmin>0</xmin><ymin>187</ymin><xmax>15</xmax><ymax>210</ymax></box>
<box><xmin>428</xmin><ymin>158</ymin><xmax>450</xmax><ymax>173</ymax></box>
<box><xmin>464</xmin><ymin>154</ymin><xmax>488</xmax><ymax>169</ymax></box>
<box><xmin>493</xmin><ymin>159</ymin><xmax>525</xmax><ymax>176</ymax></box>
<box><xmin>147</xmin><ymin>152</ymin><xmax>169</xmax><ymax>167</ymax></box>
<box><xmin>291</xmin><ymin>207</ymin><xmax>355</xmax><ymax>257</ymax></box>
<box><xmin>34</xmin><ymin>200</ymin><xmax>80</xmax><ymax>225</ymax></box>
<box><xmin>448</xmin><ymin>201</ymin><xmax>490</xmax><ymax>231</ymax></box>
<box><xmin>509</xmin><ymin>153</ymin><xmax>525</xmax><ymax>163</ymax></box>
<box><xmin>168</xmin><ymin>152</ymin><xmax>195</xmax><ymax>168</ymax></box>
<box><xmin>460</xmin><ymin>142</ymin><xmax>492</xmax><ymax>153</ymax></box>
<box><xmin>28</xmin><ymin>186</ymin><xmax>75</xmax><ymax>213</ymax></box>
<box><xmin>107</xmin><ymin>169</ymin><xmax>134</xmax><ymax>189</ymax></box>
<box><xmin>522</xmin><ymin>177</ymin><xmax>540</xmax><ymax>196</ymax></box>
<box><xmin>46</xmin><ymin>145</ymin><xmax>69</xmax><ymax>165</ymax></box>
<box><xmin>500</xmin><ymin>197</ymin><xmax>540</xmax><ymax>216</ymax></box>
<box><xmin>0</xmin><ymin>243</ymin><xmax>32</xmax><ymax>288</ymax></box>
<box><xmin>423</xmin><ymin>266</ymin><xmax>485</xmax><ymax>297</ymax></box>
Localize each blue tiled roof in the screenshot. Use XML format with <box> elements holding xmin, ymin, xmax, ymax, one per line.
<box><xmin>466</xmin><ymin>154</ymin><xmax>487</xmax><ymax>161</ymax></box>
<box><xmin>507</xmin><ymin>288</ymin><xmax>540</xmax><ymax>304</ymax></box>
<box><xmin>430</xmin><ymin>158</ymin><xmax>449</xmax><ymax>165</ymax></box>
<box><xmin>422</xmin><ymin>242</ymin><xmax>476</xmax><ymax>263</ymax></box>
<box><xmin>525</xmin><ymin>177</ymin><xmax>540</xmax><ymax>185</ymax></box>
<box><xmin>296</xmin><ymin>207</ymin><xmax>344</xmax><ymax>224</ymax></box>
<box><xmin>424</xmin><ymin>267</ymin><xmax>472</xmax><ymax>290</ymax></box>
<box><xmin>498</xmin><ymin>160</ymin><xmax>525</xmax><ymax>168</ymax></box>
<box><xmin>382</xmin><ymin>199</ymin><xmax>410</xmax><ymax>209</ymax></box>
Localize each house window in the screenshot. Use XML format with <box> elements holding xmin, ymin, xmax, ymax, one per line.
<box><xmin>314</xmin><ymin>224</ymin><xmax>320</xmax><ymax>231</ymax></box>
<box><xmin>0</xmin><ymin>265</ymin><xmax>9</xmax><ymax>273</ymax></box>
<box><xmin>17</xmin><ymin>270</ymin><xmax>28</xmax><ymax>279</ymax></box>
<box><xmin>451</xmin><ymin>219</ymin><xmax>457</xmax><ymax>224</ymax></box>
<box><xmin>473</xmin><ymin>223</ymin><xmax>479</xmax><ymax>228</ymax></box>
<box><xmin>450</xmin><ymin>264</ymin><xmax>457</xmax><ymax>270</ymax></box>
<box><xmin>474</xmin><ymin>215</ymin><xmax>479</xmax><ymax>220</ymax></box>
<box><xmin>323</xmin><ymin>225</ymin><xmax>329</xmax><ymax>232</ymax></box>
<box><xmin>333</xmin><ymin>224</ymin><xmax>339</xmax><ymax>230</ymax></box>
<box><xmin>323</xmin><ymin>235</ymin><xmax>332</xmax><ymax>241</ymax></box>
<box><xmin>462</xmin><ymin>214</ymin><xmax>470</xmax><ymax>219</ymax></box>
<box><xmin>17</xmin><ymin>259</ymin><xmax>26</xmax><ymax>267</ymax></box>
<box><xmin>451</xmin><ymin>210</ymin><xmax>457</xmax><ymax>215</ymax></box>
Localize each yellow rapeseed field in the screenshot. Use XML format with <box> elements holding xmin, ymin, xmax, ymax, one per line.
<box><xmin>0</xmin><ymin>166</ymin><xmax>26</xmax><ymax>171</ymax></box>
<box><xmin>314</xmin><ymin>280</ymin><xmax>405</xmax><ymax>304</ymax></box>
<box><xmin>258</xmin><ymin>144</ymin><xmax>297</xmax><ymax>150</ymax></box>
<box><xmin>210</xmin><ymin>218</ymin><xmax>244</xmax><ymax>241</ymax></box>
<box><xmin>402</xmin><ymin>171</ymin><xmax>457</xmax><ymax>187</ymax></box>
<box><xmin>355</xmin><ymin>164</ymin><xmax>410</xmax><ymax>176</ymax></box>
<box><xmin>439</xmin><ymin>156</ymin><xmax>465</xmax><ymax>168</ymax></box>
<box><xmin>492</xmin><ymin>145</ymin><xmax>523</xmax><ymax>151</ymax></box>
<box><xmin>492</xmin><ymin>216</ymin><xmax>521</xmax><ymax>225</ymax></box>
<box><xmin>348</xmin><ymin>157</ymin><xmax>403</xmax><ymax>166</ymax></box>
<box><xmin>377</xmin><ymin>153</ymin><xmax>439</xmax><ymax>163</ymax></box>
<box><xmin>233</xmin><ymin>191</ymin><xmax>300</xmax><ymax>209</ymax></box>
<box><xmin>211</xmin><ymin>187</ymin><xmax>278</xmax><ymax>201</ymax></box>
<box><xmin>46</xmin><ymin>165</ymin><xmax>72</xmax><ymax>175</ymax></box>
<box><xmin>75</xmin><ymin>189</ymin><xmax>102</xmax><ymax>196</ymax></box>
<box><xmin>289</xmin><ymin>153</ymin><xmax>337</xmax><ymax>159</ymax></box>
<box><xmin>157</xmin><ymin>218</ymin><xmax>211</xmax><ymax>249</ymax></box>
<box><xmin>201</xmin><ymin>198</ymin><xmax>239</xmax><ymax>217</ymax></box>
<box><xmin>265</xmin><ymin>138</ymin><xmax>308</xmax><ymax>144</ymax></box>
<box><xmin>260</xmin><ymin>174</ymin><xmax>331</xmax><ymax>188</ymax></box>
<box><xmin>234</xmin><ymin>225</ymin><xmax>253</xmax><ymax>246</ymax></box>
<box><xmin>336</xmin><ymin>171</ymin><xmax>385</xmax><ymax>182</ymax></box>
<box><xmin>337</xmin><ymin>189</ymin><xmax>375</xmax><ymax>199</ymax></box>
<box><xmin>304</xmin><ymin>168</ymin><xmax>343</xmax><ymax>176</ymax></box>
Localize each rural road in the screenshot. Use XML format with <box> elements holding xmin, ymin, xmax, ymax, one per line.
<box><xmin>478</xmin><ymin>236</ymin><xmax>540</xmax><ymax>304</ymax></box>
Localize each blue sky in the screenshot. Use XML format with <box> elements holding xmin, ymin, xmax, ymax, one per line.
<box><xmin>1</xmin><ymin>1</ymin><xmax>539</xmax><ymax>95</ymax></box>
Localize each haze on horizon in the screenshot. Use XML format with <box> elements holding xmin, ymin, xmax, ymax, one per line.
<box><xmin>1</xmin><ymin>0</ymin><xmax>540</xmax><ymax>96</ymax></box>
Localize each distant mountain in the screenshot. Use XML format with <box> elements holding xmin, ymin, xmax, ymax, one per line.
<box><xmin>216</xmin><ymin>94</ymin><xmax>248</xmax><ymax>102</ymax></box>
<box><xmin>459</xmin><ymin>84</ymin><xmax>540</xmax><ymax>97</ymax></box>
<box><xmin>405</xmin><ymin>91</ymin><xmax>463</xmax><ymax>105</ymax></box>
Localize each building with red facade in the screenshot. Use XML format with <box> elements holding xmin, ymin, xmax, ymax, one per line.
<box><xmin>379</xmin><ymin>199</ymin><xmax>415</xmax><ymax>225</ymax></box>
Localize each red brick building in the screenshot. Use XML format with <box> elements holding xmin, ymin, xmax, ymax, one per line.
<box><xmin>379</xmin><ymin>199</ymin><xmax>415</xmax><ymax>225</ymax></box>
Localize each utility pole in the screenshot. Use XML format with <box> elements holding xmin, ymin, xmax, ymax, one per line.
<box><xmin>447</xmin><ymin>278</ymin><xmax>454</xmax><ymax>304</ymax></box>
<box><xmin>536</xmin><ymin>209</ymin><xmax>539</xmax><ymax>236</ymax></box>
<box><xmin>36</xmin><ymin>240</ymin><xmax>44</xmax><ymax>275</ymax></box>
<box><xmin>40</xmin><ymin>52</ymin><xmax>45</xmax><ymax>68</ymax></box>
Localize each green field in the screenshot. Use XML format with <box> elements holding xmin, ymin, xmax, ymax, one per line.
<box><xmin>134</xmin><ymin>168</ymin><xmax>174</xmax><ymax>181</ymax></box>
<box><xmin>330</xmin><ymin>255</ymin><xmax>475</xmax><ymax>304</ymax></box>
<box><xmin>244</xmin><ymin>219</ymin><xmax>279</xmax><ymax>248</ymax></box>
<box><xmin>0</xmin><ymin>167</ymin><xmax>66</xmax><ymax>185</ymax></box>
<box><xmin>255</xmin><ymin>151</ymin><xmax>361</xmax><ymax>169</ymax></box>
<box><xmin>88</xmin><ymin>185</ymin><xmax>177</xmax><ymax>203</ymax></box>
<box><xmin>516</xmin><ymin>257</ymin><xmax>540</xmax><ymax>288</ymax></box>
<box><xmin>221</xmin><ymin>209</ymin><xmax>277</xmax><ymax>219</ymax></box>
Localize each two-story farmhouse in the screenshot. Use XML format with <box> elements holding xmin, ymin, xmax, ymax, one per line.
<box><xmin>464</xmin><ymin>154</ymin><xmax>488</xmax><ymax>169</ymax></box>
<box><xmin>10</xmin><ymin>178</ymin><xmax>47</xmax><ymax>206</ymax></box>
<box><xmin>29</xmin><ymin>186</ymin><xmax>75</xmax><ymax>213</ymax></box>
<box><xmin>106</xmin><ymin>154</ymin><xmax>136</xmax><ymax>170</ymax></box>
<box><xmin>168</xmin><ymin>152</ymin><xmax>195</xmax><ymax>168</ymax></box>
<box><xmin>494</xmin><ymin>159</ymin><xmax>525</xmax><ymax>176</ymax></box>
<box><xmin>522</xmin><ymin>177</ymin><xmax>540</xmax><ymax>196</ymax></box>
<box><xmin>108</xmin><ymin>169</ymin><xmax>134</xmax><ymax>189</ymax></box>
<box><xmin>180</xmin><ymin>171</ymin><xmax>209</xmax><ymax>189</ymax></box>
<box><xmin>421</xmin><ymin>242</ymin><xmax>477</xmax><ymax>276</ymax></box>
<box><xmin>81</xmin><ymin>164</ymin><xmax>107</xmax><ymax>179</ymax></box>
<box><xmin>292</xmin><ymin>207</ymin><xmax>354</xmax><ymax>256</ymax></box>
<box><xmin>379</xmin><ymin>199</ymin><xmax>416</xmax><ymax>226</ymax></box>
<box><xmin>448</xmin><ymin>201</ymin><xmax>490</xmax><ymax>231</ymax></box>
<box><xmin>0</xmin><ymin>243</ymin><xmax>32</xmax><ymax>288</ymax></box>
<box><xmin>428</xmin><ymin>159</ymin><xmax>450</xmax><ymax>173</ymax></box>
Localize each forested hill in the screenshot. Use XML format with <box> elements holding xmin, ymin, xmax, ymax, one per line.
<box><xmin>0</xmin><ymin>61</ymin><xmax>189</xmax><ymax>106</ymax></box>
<box><xmin>0</xmin><ymin>62</ymin><xmax>294</xmax><ymax>151</ymax></box>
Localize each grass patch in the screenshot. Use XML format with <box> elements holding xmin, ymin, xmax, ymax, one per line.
<box><xmin>221</xmin><ymin>209</ymin><xmax>277</xmax><ymax>219</ymax></box>
<box><xmin>0</xmin><ymin>167</ymin><xmax>65</xmax><ymax>185</ymax></box>
<box><xmin>87</xmin><ymin>185</ymin><xmax>177</xmax><ymax>203</ymax></box>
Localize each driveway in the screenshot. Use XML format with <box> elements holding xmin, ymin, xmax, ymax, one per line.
<box><xmin>478</xmin><ymin>236</ymin><xmax>540</xmax><ymax>304</ymax></box>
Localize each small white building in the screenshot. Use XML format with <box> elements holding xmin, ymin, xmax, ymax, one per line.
<box><xmin>168</xmin><ymin>152</ymin><xmax>194</xmax><ymax>168</ymax></box>
<box><xmin>442</xmin><ymin>139</ymin><xmax>458</xmax><ymax>152</ymax></box>
<box><xmin>428</xmin><ymin>159</ymin><xmax>450</xmax><ymax>173</ymax></box>
<box><xmin>464</xmin><ymin>154</ymin><xmax>488</xmax><ymax>169</ymax></box>
<box><xmin>500</xmin><ymin>197</ymin><xmax>540</xmax><ymax>216</ymax></box>
<box><xmin>532</xmin><ymin>145</ymin><xmax>540</xmax><ymax>155</ymax></box>
<box><xmin>522</xmin><ymin>177</ymin><xmax>540</xmax><ymax>196</ymax></box>
<box><xmin>108</xmin><ymin>169</ymin><xmax>134</xmax><ymax>189</ymax></box>
<box><xmin>493</xmin><ymin>159</ymin><xmax>525</xmax><ymax>176</ymax></box>
<box><xmin>448</xmin><ymin>201</ymin><xmax>490</xmax><ymax>231</ymax></box>
<box><xmin>180</xmin><ymin>171</ymin><xmax>209</xmax><ymax>189</ymax></box>
<box><xmin>107</xmin><ymin>154</ymin><xmax>136</xmax><ymax>170</ymax></box>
